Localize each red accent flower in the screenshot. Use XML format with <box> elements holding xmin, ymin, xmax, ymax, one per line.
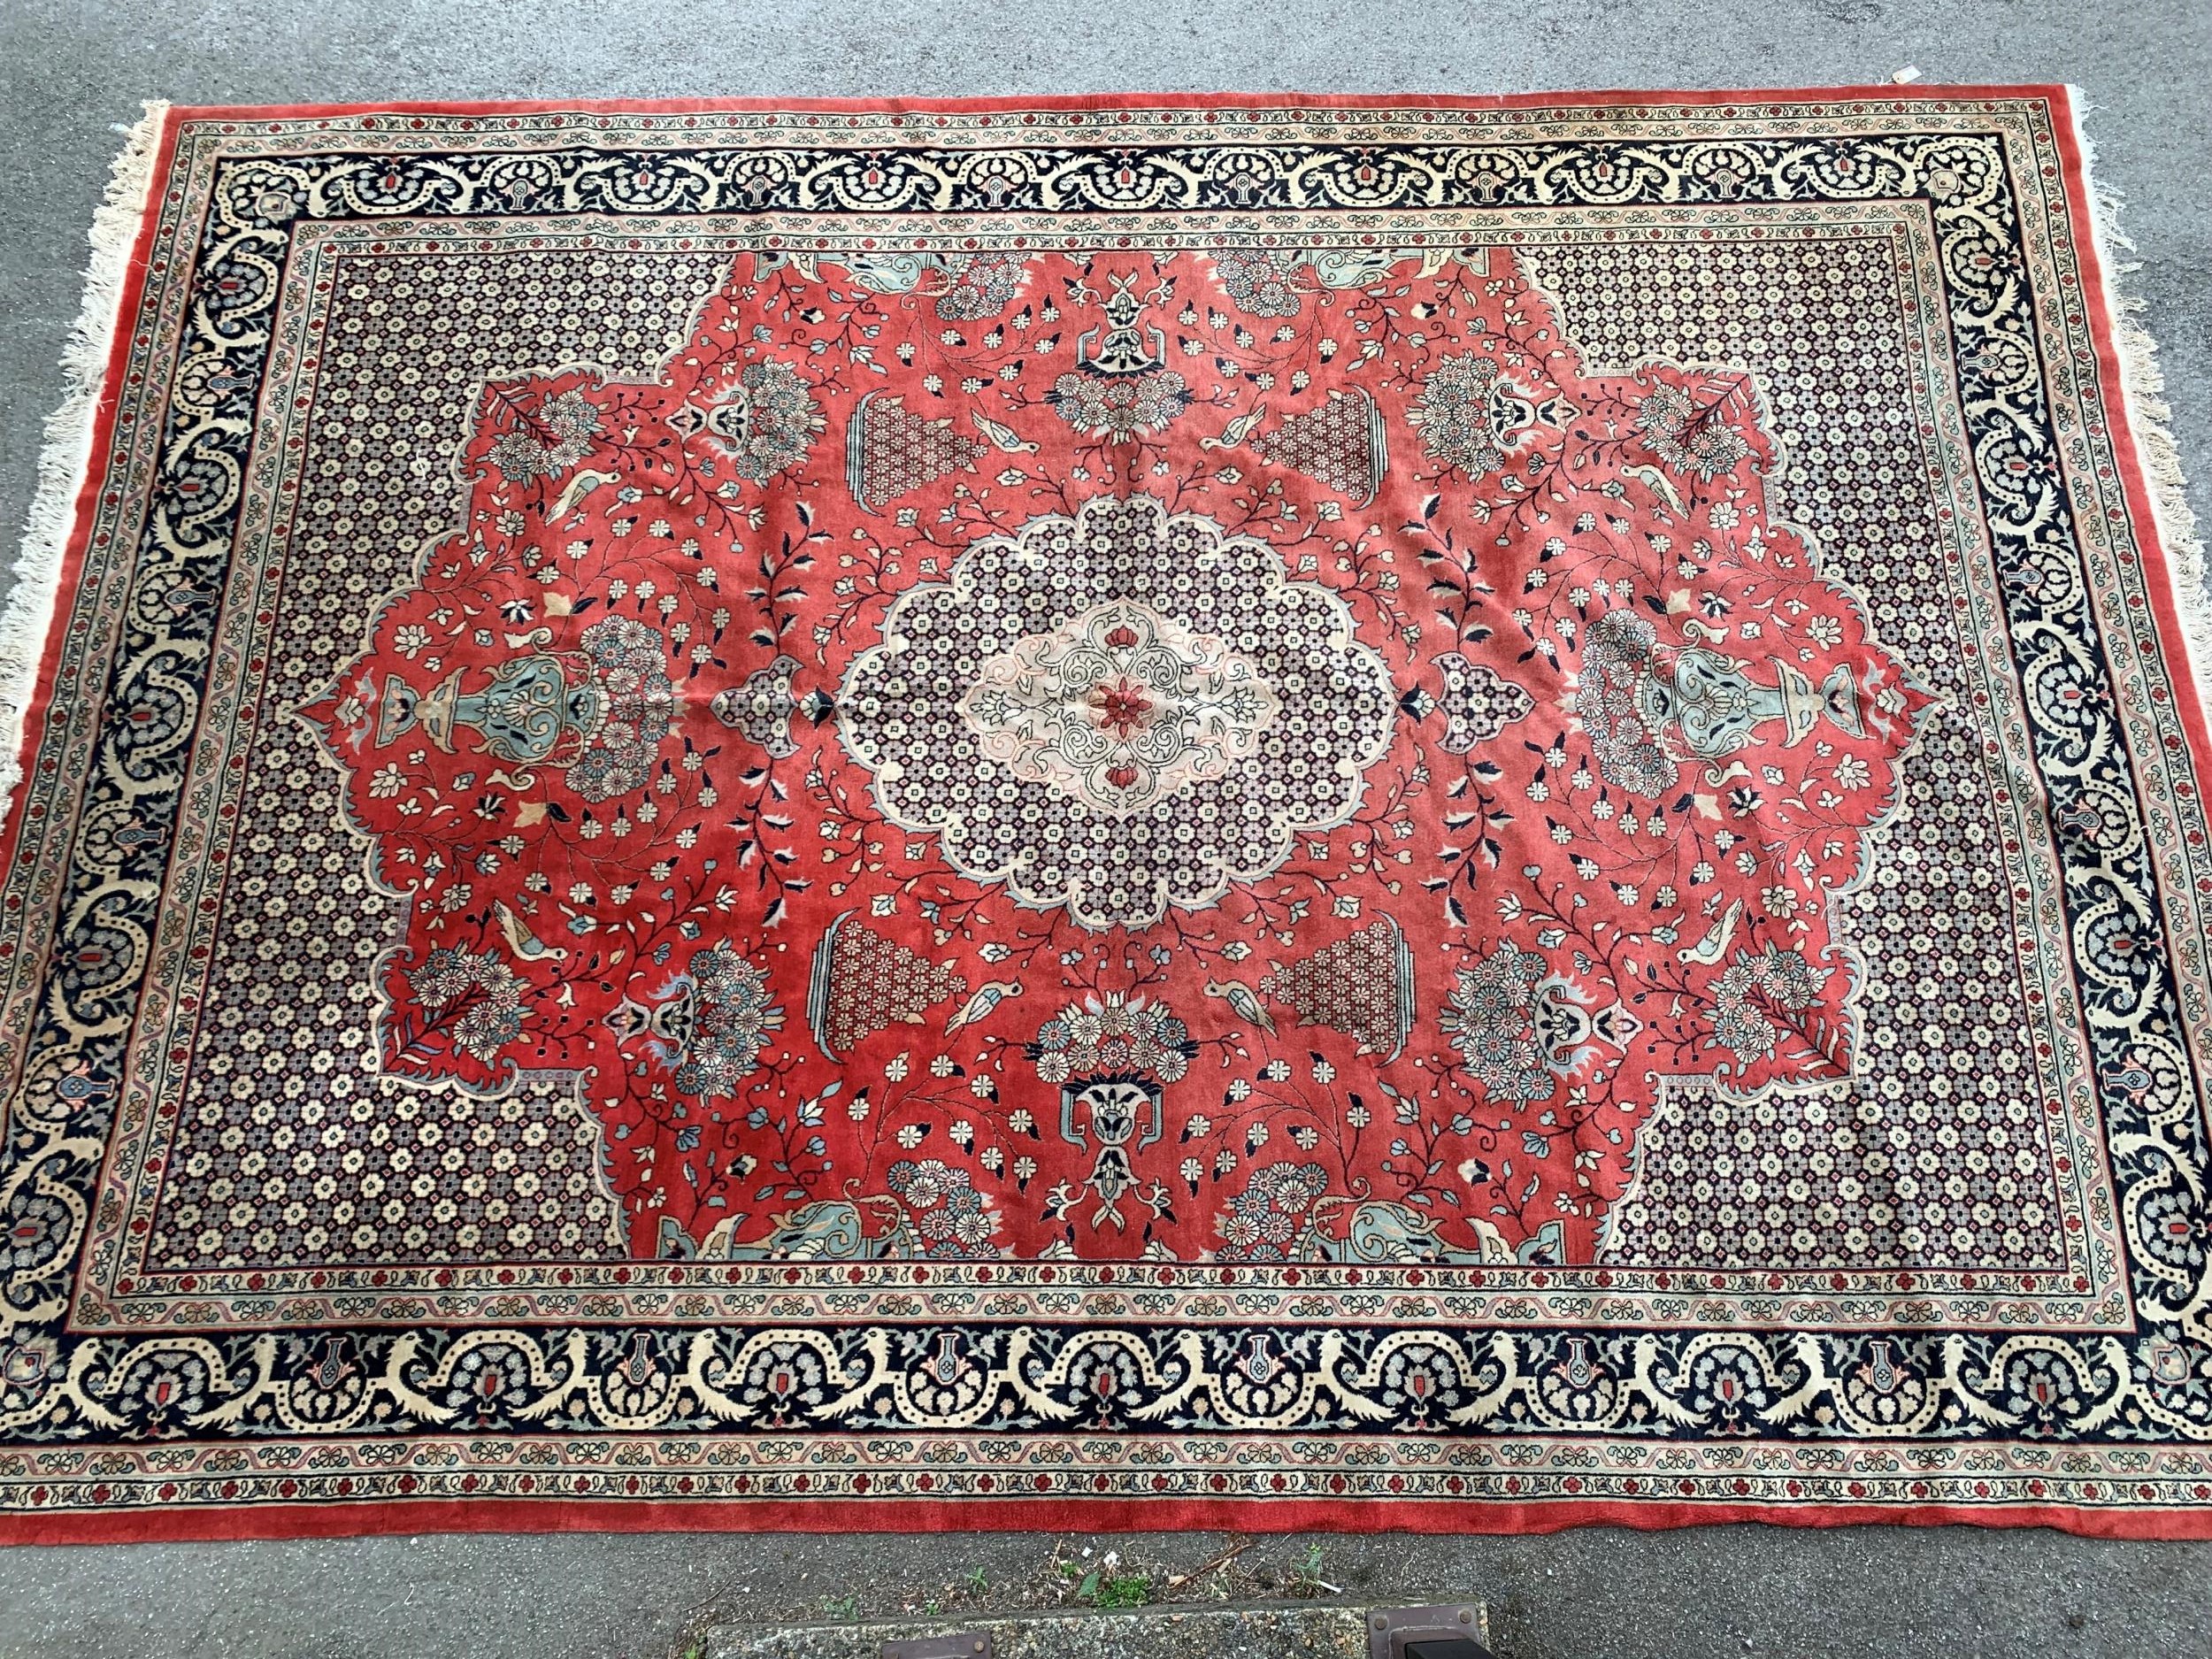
<box><xmin>1088</xmin><ymin>677</ymin><xmax>1156</xmax><ymax>739</ymax></box>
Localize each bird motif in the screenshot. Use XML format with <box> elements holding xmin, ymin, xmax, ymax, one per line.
<box><xmin>493</xmin><ymin>900</ymin><xmax>567</xmax><ymax>962</ymax></box>
<box><xmin>1203</xmin><ymin>978</ymin><xmax>1276</xmax><ymax>1033</ymax></box>
<box><xmin>972</xmin><ymin>413</ymin><xmax>1039</xmax><ymax>454</ymax></box>
<box><xmin>1678</xmin><ymin>896</ymin><xmax>1744</xmax><ymax>966</ymax></box>
<box><xmin>1200</xmin><ymin>401</ymin><xmax>1268</xmax><ymax>451</ymax></box>
<box><xmin>546</xmin><ymin>467</ymin><xmax>619</xmax><ymax>522</ymax></box>
<box><xmin>946</xmin><ymin>979</ymin><xmax>1022</xmax><ymax>1031</ymax></box>
<box><xmin>1621</xmin><ymin>462</ymin><xmax>1686</xmax><ymax>517</ymax></box>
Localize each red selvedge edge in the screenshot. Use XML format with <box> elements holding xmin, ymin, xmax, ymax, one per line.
<box><xmin>12</xmin><ymin>86</ymin><xmax>2212</xmax><ymax>1544</ymax></box>
<box><xmin>6</xmin><ymin>1492</ymin><xmax>2212</xmax><ymax>1547</ymax></box>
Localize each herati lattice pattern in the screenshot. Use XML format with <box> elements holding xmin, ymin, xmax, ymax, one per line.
<box><xmin>2</xmin><ymin>88</ymin><xmax>2209</xmax><ymax>1541</ymax></box>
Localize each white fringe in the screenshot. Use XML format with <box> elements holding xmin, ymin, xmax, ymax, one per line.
<box><xmin>0</xmin><ymin>102</ymin><xmax>167</xmax><ymax>832</ymax></box>
<box><xmin>2069</xmin><ymin>87</ymin><xmax>2211</xmax><ymax>700</ymax></box>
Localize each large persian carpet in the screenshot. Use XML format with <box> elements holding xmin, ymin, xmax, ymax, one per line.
<box><xmin>1</xmin><ymin>88</ymin><xmax>2208</xmax><ymax>1542</ymax></box>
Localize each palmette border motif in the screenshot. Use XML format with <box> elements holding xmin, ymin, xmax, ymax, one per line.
<box><xmin>4</xmin><ymin>91</ymin><xmax>2212</xmax><ymax>1534</ymax></box>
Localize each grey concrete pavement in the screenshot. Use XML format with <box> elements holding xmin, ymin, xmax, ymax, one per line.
<box><xmin>1</xmin><ymin>1</ymin><xmax>2209</xmax><ymax>1655</ymax></box>
<box><xmin>2</xmin><ymin>1525</ymin><xmax>2210</xmax><ymax>1659</ymax></box>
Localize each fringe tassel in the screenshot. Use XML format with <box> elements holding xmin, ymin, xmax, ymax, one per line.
<box><xmin>0</xmin><ymin>101</ymin><xmax>168</xmax><ymax>831</ymax></box>
<box><xmin>2070</xmin><ymin>88</ymin><xmax>2211</xmax><ymax>703</ymax></box>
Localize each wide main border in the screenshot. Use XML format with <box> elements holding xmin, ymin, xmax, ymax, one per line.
<box><xmin>5</xmin><ymin>89</ymin><xmax>2212</xmax><ymax>1540</ymax></box>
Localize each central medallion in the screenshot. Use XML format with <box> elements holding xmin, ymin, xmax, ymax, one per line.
<box><xmin>956</xmin><ymin>600</ymin><xmax>1281</xmax><ymax>817</ymax></box>
<box><xmin>838</xmin><ymin>494</ymin><xmax>1396</xmax><ymax>929</ymax></box>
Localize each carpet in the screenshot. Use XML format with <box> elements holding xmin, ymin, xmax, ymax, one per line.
<box><xmin>1</xmin><ymin>88</ymin><xmax>2208</xmax><ymax>1543</ymax></box>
